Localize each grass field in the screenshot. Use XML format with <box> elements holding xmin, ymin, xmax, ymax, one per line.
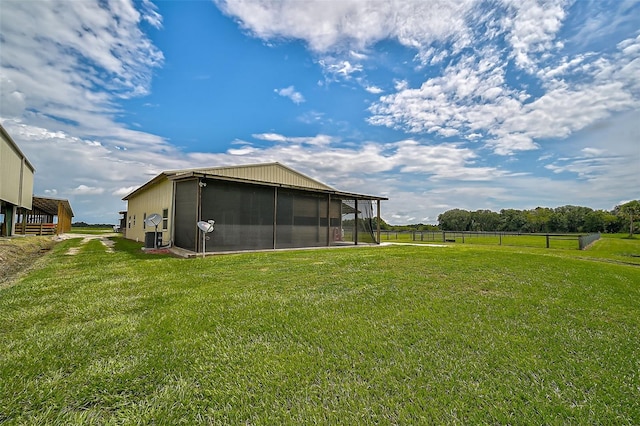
<box><xmin>68</xmin><ymin>227</ymin><xmax>115</xmax><ymax>235</ymax></box>
<box><xmin>1</xmin><ymin>235</ymin><xmax>639</xmax><ymax>423</ymax></box>
<box><xmin>381</xmin><ymin>231</ymin><xmax>597</xmax><ymax>250</ymax></box>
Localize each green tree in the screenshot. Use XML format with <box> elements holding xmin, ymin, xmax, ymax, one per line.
<box><xmin>373</xmin><ymin>217</ymin><xmax>391</xmax><ymax>230</ymax></box>
<box><xmin>583</xmin><ymin>210</ymin><xmax>607</xmax><ymax>233</ymax></box>
<box><xmin>471</xmin><ymin>210</ymin><xmax>501</xmax><ymax>231</ymax></box>
<box><xmin>554</xmin><ymin>205</ymin><xmax>592</xmax><ymax>232</ymax></box>
<box><xmin>438</xmin><ymin>209</ymin><xmax>472</xmax><ymax>231</ymax></box>
<box><xmin>524</xmin><ymin>207</ymin><xmax>553</xmax><ymax>233</ymax></box>
<box><xmin>548</xmin><ymin>211</ymin><xmax>567</xmax><ymax>232</ymax></box>
<box><xmin>499</xmin><ymin>209</ymin><xmax>528</xmax><ymax>232</ymax></box>
<box><xmin>616</xmin><ymin>200</ymin><xmax>640</xmax><ymax>236</ymax></box>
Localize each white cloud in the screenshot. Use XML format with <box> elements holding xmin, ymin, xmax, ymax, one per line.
<box><xmin>112</xmin><ymin>186</ymin><xmax>139</xmax><ymax>197</ymax></box>
<box><xmin>71</xmin><ymin>185</ymin><xmax>105</xmax><ymax>195</ymax></box>
<box><xmin>369</xmin><ymin>31</ymin><xmax>640</xmax><ymax>155</ymax></box>
<box><xmin>215</xmin><ymin>0</ymin><xmax>478</xmax><ymax>80</ymax></box>
<box><xmin>0</xmin><ymin>0</ymin><xmax>163</xmax><ymax>124</ymax></box>
<box><xmin>318</xmin><ymin>58</ymin><xmax>363</xmax><ymax>79</ymax></box>
<box><xmin>215</xmin><ymin>0</ymin><xmax>477</xmax><ymax>53</ymax></box>
<box><xmin>503</xmin><ymin>0</ymin><xmax>568</xmax><ymax>71</ymax></box>
<box><xmin>581</xmin><ymin>147</ymin><xmax>606</xmax><ymax>157</ymax></box>
<box><xmin>275</xmin><ymin>86</ymin><xmax>305</xmax><ymax>104</ymax></box>
<box><xmin>365</xmin><ymin>86</ymin><xmax>384</xmax><ymax>94</ymax></box>
<box><xmin>217</xmin><ymin>1</ymin><xmax>640</xmax><ymax>159</ymax></box>
<box><xmin>253</xmin><ymin>133</ymin><xmax>333</xmax><ymax>146</ymax></box>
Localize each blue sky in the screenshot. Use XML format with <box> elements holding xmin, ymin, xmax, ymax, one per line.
<box><xmin>1</xmin><ymin>0</ymin><xmax>639</xmax><ymax>224</ymax></box>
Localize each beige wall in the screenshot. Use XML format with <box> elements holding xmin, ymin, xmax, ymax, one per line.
<box><xmin>125</xmin><ymin>178</ymin><xmax>174</xmax><ymax>244</ymax></box>
<box><xmin>0</xmin><ymin>128</ymin><xmax>34</xmax><ymax>209</ymax></box>
<box><xmin>20</xmin><ymin>163</ymin><xmax>34</xmax><ymax>208</ymax></box>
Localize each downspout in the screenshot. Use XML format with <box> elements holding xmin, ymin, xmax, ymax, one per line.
<box><xmin>196</xmin><ymin>179</ymin><xmax>202</xmax><ymax>252</ymax></box>
<box><xmin>170</xmin><ymin>180</ymin><xmax>177</xmax><ymax>247</ymax></box>
<box><xmin>273</xmin><ymin>187</ymin><xmax>278</xmax><ymax>249</ymax></box>
<box><xmin>326</xmin><ymin>193</ymin><xmax>331</xmax><ymax>246</ymax></box>
<box><xmin>377</xmin><ymin>199</ymin><xmax>381</xmax><ymax>244</ymax></box>
<box><xmin>354</xmin><ymin>199</ymin><xmax>359</xmax><ymax>245</ymax></box>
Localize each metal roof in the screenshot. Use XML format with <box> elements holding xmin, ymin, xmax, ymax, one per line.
<box><xmin>31</xmin><ymin>196</ymin><xmax>74</xmax><ymax>217</ymax></box>
<box><xmin>123</xmin><ymin>162</ymin><xmax>387</xmax><ymax>201</ymax></box>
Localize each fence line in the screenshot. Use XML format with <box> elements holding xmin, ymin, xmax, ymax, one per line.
<box><xmin>380</xmin><ymin>230</ymin><xmax>601</xmax><ymax>250</ymax></box>
<box><xmin>578</xmin><ymin>233</ymin><xmax>601</xmax><ymax>250</ymax></box>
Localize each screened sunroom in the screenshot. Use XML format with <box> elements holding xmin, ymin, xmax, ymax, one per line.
<box><xmin>123</xmin><ymin>163</ymin><xmax>387</xmax><ymax>254</ymax></box>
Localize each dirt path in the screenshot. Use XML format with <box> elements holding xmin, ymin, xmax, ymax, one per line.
<box><xmin>55</xmin><ymin>234</ymin><xmax>116</xmax><ymax>255</ymax></box>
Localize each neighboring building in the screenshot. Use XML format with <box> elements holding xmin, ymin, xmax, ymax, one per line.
<box><xmin>15</xmin><ymin>196</ymin><xmax>74</xmax><ymax>235</ymax></box>
<box><xmin>123</xmin><ymin>162</ymin><xmax>387</xmax><ymax>253</ymax></box>
<box><xmin>0</xmin><ymin>124</ymin><xmax>35</xmax><ymax>237</ymax></box>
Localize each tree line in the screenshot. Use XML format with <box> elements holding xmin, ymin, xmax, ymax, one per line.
<box><xmin>435</xmin><ymin>200</ymin><xmax>640</xmax><ymax>234</ymax></box>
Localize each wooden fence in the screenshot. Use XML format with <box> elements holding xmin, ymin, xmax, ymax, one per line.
<box><xmin>16</xmin><ymin>222</ymin><xmax>58</xmax><ymax>236</ymax></box>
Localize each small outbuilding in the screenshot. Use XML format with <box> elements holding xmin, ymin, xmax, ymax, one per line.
<box><xmin>15</xmin><ymin>196</ymin><xmax>74</xmax><ymax>235</ymax></box>
<box><xmin>123</xmin><ymin>162</ymin><xmax>387</xmax><ymax>253</ymax></box>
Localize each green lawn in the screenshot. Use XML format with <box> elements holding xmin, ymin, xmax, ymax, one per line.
<box><xmin>68</xmin><ymin>227</ymin><xmax>115</xmax><ymax>235</ymax></box>
<box><xmin>382</xmin><ymin>231</ymin><xmax>593</xmax><ymax>250</ymax></box>
<box><xmin>1</xmin><ymin>236</ymin><xmax>639</xmax><ymax>423</ymax></box>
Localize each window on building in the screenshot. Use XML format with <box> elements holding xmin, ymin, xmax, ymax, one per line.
<box><xmin>162</xmin><ymin>208</ymin><xmax>168</xmax><ymax>230</ymax></box>
<box><xmin>128</xmin><ymin>215</ymin><xmax>131</xmax><ymax>229</ymax></box>
<box><xmin>133</xmin><ymin>215</ymin><xmax>136</xmax><ymax>227</ymax></box>
<box><xmin>143</xmin><ymin>213</ymin><xmax>147</xmax><ymax>230</ymax></box>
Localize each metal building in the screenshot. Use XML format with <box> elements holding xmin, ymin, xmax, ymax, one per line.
<box><xmin>0</xmin><ymin>125</ymin><xmax>35</xmax><ymax>237</ymax></box>
<box><xmin>123</xmin><ymin>162</ymin><xmax>387</xmax><ymax>253</ymax></box>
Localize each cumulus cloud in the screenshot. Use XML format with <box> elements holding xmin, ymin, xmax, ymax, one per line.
<box><xmin>215</xmin><ymin>0</ymin><xmax>477</xmax><ymax>53</ymax></box>
<box><xmin>365</xmin><ymin>86</ymin><xmax>384</xmax><ymax>94</ymax></box>
<box><xmin>215</xmin><ymin>0</ymin><xmax>479</xmax><ymax>82</ymax></box>
<box><xmin>275</xmin><ymin>86</ymin><xmax>305</xmax><ymax>104</ymax></box>
<box><xmin>253</xmin><ymin>133</ymin><xmax>333</xmax><ymax>147</ymax></box>
<box><xmin>318</xmin><ymin>58</ymin><xmax>363</xmax><ymax>80</ymax></box>
<box><xmin>217</xmin><ymin>1</ymin><xmax>640</xmax><ymax>158</ymax></box>
<box><xmin>503</xmin><ymin>0</ymin><xmax>568</xmax><ymax>71</ymax></box>
<box><xmin>0</xmin><ymin>0</ymin><xmax>163</xmax><ymax>125</ymax></box>
<box><xmin>370</xmin><ymin>32</ymin><xmax>640</xmax><ymax>155</ymax></box>
<box><xmin>71</xmin><ymin>185</ymin><xmax>105</xmax><ymax>195</ymax></box>
<box><xmin>112</xmin><ymin>186</ymin><xmax>140</xmax><ymax>197</ymax></box>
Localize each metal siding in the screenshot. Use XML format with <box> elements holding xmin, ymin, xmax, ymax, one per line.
<box><xmin>125</xmin><ymin>178</ymin><xmax>173</xmax><ymax>243</ymax></box>
<box><xmin>20</xmin><ymin>161</ymin><xmax>34</xmax><ymax>209</ymax></box>
<box><xmin>199</xmin><ymin>163</ymin><xmax>332</xmax><ymax>190</ymax></box>
<box><xmin>0</xmin><ymin>137</ymin><xmax>23</xmax><ymax>206</ymax></box>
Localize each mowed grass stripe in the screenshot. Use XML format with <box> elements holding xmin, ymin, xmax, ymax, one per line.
<box><xmin>0</xmin><ymin>237</ymin><xmax>639</xmax><ymax>424</ymax></box>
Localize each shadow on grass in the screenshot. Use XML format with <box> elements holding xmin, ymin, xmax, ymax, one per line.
<box><xmin>112</xmin><ymin>237</ymin><xmax>173</xmax><ymax>260</ymax></box>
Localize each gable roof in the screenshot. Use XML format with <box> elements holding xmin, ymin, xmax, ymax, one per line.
<box><xmin>123</xmin><ymin>162</ymin><xmax>387</xmax><ymax>201</ymax></box>
<box><xmin>168</xmin><ymin>162</ymin><xmax>333</xmax><ymax>190</ymax></box>
<box><xmin>31</xmin><ymin>196</ymin><xmax>74</xmax><ymax>217</ymax></box>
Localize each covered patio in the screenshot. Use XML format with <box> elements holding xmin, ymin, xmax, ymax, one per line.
<box><xmin>15</xmin><ymin>197</ymin><xmax>74</xmax><ymax>236</ymax></box>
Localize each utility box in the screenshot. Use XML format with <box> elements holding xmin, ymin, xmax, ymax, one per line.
<box><xmin>145</xmin><ymin>232</ymin><xmax>162</xmax><ymax>248</ymax></box>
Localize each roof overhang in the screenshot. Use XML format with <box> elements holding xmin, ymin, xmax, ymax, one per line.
<box><xmin>169</xmin><ymin>171</ymin><xmax>388</xmax><ymax>201</ymax></box>
<box><xmin>31</xmin><ymin>196</ymin><xmax>74</xmax><ymax>217</ymax></box>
